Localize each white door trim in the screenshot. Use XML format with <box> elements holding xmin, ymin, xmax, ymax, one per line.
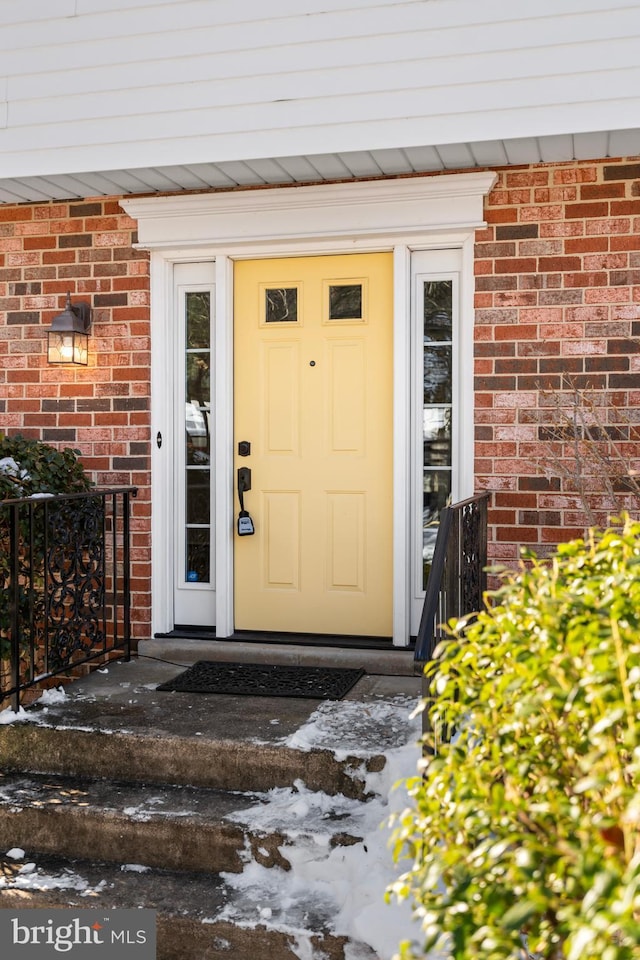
<box><xmin>129</xmin><ymin>172</ymin><xmax>497</xmax><ymax>645</ymax></box>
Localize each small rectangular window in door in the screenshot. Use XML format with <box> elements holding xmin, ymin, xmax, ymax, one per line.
<box><xmin>323</xmin><ymin>279</ymin><xmax>367</xmax><ymax>323</ymax></box>
<box><xmin>263</xmin><ymin>286</ymin><xmax>300</xmax><ymax>324</ymax></box>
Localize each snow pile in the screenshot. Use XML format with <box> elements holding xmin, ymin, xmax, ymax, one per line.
<box><xmin>0</xmin><ymin>705</ymin><xmax>29</xmax><ymax>725</ymax></box>
<box><xmin>36</xmin><ymin>686</ymin><xmax>68</xmax><ymax>705</ymax></box>
<box><xmin>0</xmin><ymin>686</ymin><xmax>67</xmax><ymax>726</ymax></box>
<box><xmin>0</xmin><ymin>858</ymin><xmax>100</xmax><ymax>895</ymax></box>
<box><xmin>221</xmin><ymin>695</ymin><xmax>442</xmax><ymax>960</ymax></box>
<box><xmin>6</xmin><ymin>848</ymin><xmax>25</xmax><ymax>860</ymax></box>
<box><xmin>284</xmin><ymin>696</ymin><xmax>416</xmax><ymax>759</ymax></box>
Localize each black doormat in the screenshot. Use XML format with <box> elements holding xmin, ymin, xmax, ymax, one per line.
<box><xmin>156</xmin><ymin>660</ymin><xmax>365</xmax><ymax>700</ymax></box>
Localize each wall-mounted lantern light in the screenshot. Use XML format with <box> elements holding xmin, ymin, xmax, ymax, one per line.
<box><xmin>47</xmin><ymin>293</ymin><xmax>92</xmax><ymax>365</ymax></box>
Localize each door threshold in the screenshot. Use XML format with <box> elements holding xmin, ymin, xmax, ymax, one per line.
<box><xmin>155</xmin><ymin>627</ymin><xmax>413</xmax><ymax>652</ymax></box>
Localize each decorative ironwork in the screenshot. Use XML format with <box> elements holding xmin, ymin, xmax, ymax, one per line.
<box><xmin>0</xmin><ymin>488</ymin><xmax>136</xmax><ymax>711</ymax></box>
<box><xmin>415</xmin><ymin>492</ymin><xmax>489</xmax><ymax>665</ymax></box>
<box><xmin>46</xmin><ymin>496</ymin><xmax>106</xmax><ymax>671</ymax></box>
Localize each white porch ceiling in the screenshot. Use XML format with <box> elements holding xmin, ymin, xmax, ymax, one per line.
<box><xmin>1</xmin><ymin>128</ymin><xmax>639</xmax><ymax>205</ymax></box>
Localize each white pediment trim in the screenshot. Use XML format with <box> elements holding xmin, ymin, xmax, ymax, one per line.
<box><xmin>122</xmin><ymin>172</ymin><xmax>497</xmax><ymax>249</ymax></box>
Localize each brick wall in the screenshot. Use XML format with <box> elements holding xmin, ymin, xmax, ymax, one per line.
<box><xmin>2</xmin><ymin>161</ymin><xmax>639</xmax><ymax>635</ymax></box>
<box><xmin>0</xmin><ymin>199</ymin><xmax>151</xmax><ymax>640</ymax></box>
<box><xmin>476</xmin><ymin>158</ymin><xmax>640</xmax><ymax>564</ymax></box>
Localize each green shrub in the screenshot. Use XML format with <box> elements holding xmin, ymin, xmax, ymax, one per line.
<box><xmin>390</xmin><ymin>518</ymin><xmax>640</xmax><ymax>960</ymax></box>
<box><xmin>0</xmin><ymin>433</ymin><xmax>91</xmax><ymax>500</ymax></box>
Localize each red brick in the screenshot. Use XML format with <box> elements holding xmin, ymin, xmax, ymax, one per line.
<box><xmin>113</xmin><ymin>276</ymin><xmax>149</xmax><ymax>291</ymax></box>
<box><xmin>474</xmin><ymin>260</ymin><xmax>494</xmax><ymax>276</ymax></box>
<box><xmin>84</xmin><ymin>217</ymin><xmax>121</xmax><ymax>231</ymax></box>
<box><xmin>533</xmin><ymin>187</ymin><xmax>577</xmax><ymax>203</ymax></box>
<box><xmin>58</xmin><ymin>413</ymin><xmax>92</xmax><ymax>426</ymax></box>
<box><xmin>505</xmin><ymin>171</ymin><xmax>549</xmax><ymax>187</ymax></box>
<box><xmin>586</xmin><ymin>218</ymin><xmax>631</xmax><ymax>235</ymax></box>
<box><xmin>493</xmin><ymin>324</ymin><xmax>540</xmax><ymax>343</ymax></box>
<box><xmin>43</xmin><ymin>251</ymin><xmax>77</xmax><ymax>264</ymax></box>
<box><xmin>611</xmin><ymin>236</ymin><xmax>640</xmax><ymax>251</ymax></box>
<box><xmin>564</xmin><ymin>237</ymin><xmax>609</xmax><ymax>254</ymax></box>
<box><xmin>33</xmin><ymin>205</ymin><xmax>69</xmax><ymax>220</ymax></box>
<box><xmin>494</xmin><ymin>492</ymin><xmax>537</xmax><ymax>508</ymax></box>
<box><xmin>494</xmin><ymin>258</ymin><xmax>537</xmax><ymax>274</ymax></box>
<box><xmin>0</xmin><ymin>207</ymin><xmax>33</xmax><ymax>222</ymax></box>
<box><xmin>540</xmin><ymin>221</ymin><xmax>584</xmax><ymax>237</ymax></box>
<box><xmin>474</xmin><ymin>293</ymin><xmax>493</xmax><ymax>308</ymax></box>
<box><xmin>489</xmin><ymin>189</ymin><xmax>532</xmax><ymax>205</ymax></box>
<box><xmin>497</xmin><ymin>526</ymin><xmax>540</xmax><ymax>542</ymax></box>
<box><xmin>553</xmin><ymin>167</ymin><xmax>598</xmax><ymax>184</ymax></box>
<box><xmin>565</xmin><ymin>201</ymin><xmax>609</xmax><ymax>219</ymax></box>
<box><xmin>520</xmin><ymin>205</ymin><xmax>563</xmax><ymax>222</ymax></box>
<box><xmin>611</xmin><ymin>200</ymin><xmax>640</xmax><ymax>216</ymax></box>
<box><xmin>538</xmin><ymin>256</ymin><xmax>582</xmax><ymax>272</ymax></box>
<box><xmin>581</xmin><ymin>183</ymin><xmax>626</xmax><ymax>200</ymax></box>
<box><xmin>23</xmin><ymin>236</ymin><xmax>57</xmax><ymax>250</ymax></box>
<box><xmin>585</xmin><ymin>287</ymin><xmax>631</xmax><ymax>303</ymax></box>
<box><xmin>583</xmin><ymin>253</ymin><xmax>628</xmax><ymax>270</ymax></box>
<box><xmin>519</xmin><ymin>240</ymin><xmax>562</xmax><ymax>257</ymax></box>
<box><xmin>485</xmin><ymin>207</ymin><xmax>519</xmax><ymax>224</ymax></box>
<box><xmin>563</xmin><ymin>271</ymin><xmax>608</xmax><ymax>287</ymax></box>
<box><xmin>541</xmin><ymin>527</ymin><xmax>585</xmax><ymax>542</ymax></box>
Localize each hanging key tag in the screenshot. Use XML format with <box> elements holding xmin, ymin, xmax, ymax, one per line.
<box><xmin>237</xmin><ymin>509</ymin><xmax>255</xmax><ymax>536</ymax></box>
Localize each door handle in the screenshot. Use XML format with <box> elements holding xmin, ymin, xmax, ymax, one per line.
<box><xmin>237</xmin><ymin>466</ymin><xmax>251</xmax><ymax>494</ymax></box>
<box><xmin>237</xmin><ymin>467</ymin><xmax>255</xmax><ymax>536</ymax></box>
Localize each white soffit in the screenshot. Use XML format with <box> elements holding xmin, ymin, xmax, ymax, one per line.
<box><xmin>0</xmin><ymin>129</ymin><xmax>637</xmax><ymax>205</ymax></box>
<box><xmin>121</xmin><ymin>172</ymin><xmax>498</xmax><ymax>248</ymax></box>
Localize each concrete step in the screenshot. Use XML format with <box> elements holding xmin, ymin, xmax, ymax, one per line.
<box><xmin>139</xmin><ymin>636</ymin><xmax>416</xmax><ymax>676</ymax></box>
<box><xmin>0</xmin><ymin>657</ymin><xmax>419</xmax><ymax>798</ymax></box>
<box><xmin>0</xmin><ymin>772</ymin><xmax>366</xmax><ymax>875</ymax></box>
<box><xmin>0</xmin><ymin>660</ymin><xmax>420</xmax><ymax>960</ymax></box>
<box><xmin>0</xmin><ymin>852</ymin><xmax>379</xmax><ymax>960</ymax></box>
<box><xmin>0</xmin><ymin>723</ymin><xmax>382</xmax><ymax>799</ymax></box>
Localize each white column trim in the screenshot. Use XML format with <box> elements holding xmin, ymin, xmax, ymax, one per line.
<box><xmin>392</xmin><ymin>245</ymin><xmax>412</xmax><ymax>647</ymax></box>
<box><xmin>215</xmin><ymin>255</ymin><xmax>234</xmax><ymax>637</ymax></box>
<box><xmin>149</xmin><ymin>251</ymin><xmax>174</xmax><ymax>635</ymax></box>
<box><xmin>459</xmin><ymin>233</ymin><xmax>477</xmax><ymax>500</ymax></box>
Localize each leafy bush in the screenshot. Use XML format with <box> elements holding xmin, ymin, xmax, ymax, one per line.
<box><xmin>0</xmin><ymin>433</ymin><xmax>91</xmax><ymax>500</ymax></box>
<box><xmin>390</xmin><ymin>518</ymin><xmax>640</xmax><ymax>960</ymax></box>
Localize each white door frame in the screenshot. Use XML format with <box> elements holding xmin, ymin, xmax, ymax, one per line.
<box><xmin>124</xmin><ymin>172</ymin><xmax>496</xmax><ymax>645</ymax></box>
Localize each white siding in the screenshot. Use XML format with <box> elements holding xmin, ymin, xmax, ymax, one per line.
<box><xmin>0</xmin><ymin>0</ymin><xmax>639</xmax><ymax>181</ymax></box>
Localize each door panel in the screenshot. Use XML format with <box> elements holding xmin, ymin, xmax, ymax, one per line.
<box><xmin>234</xmin><ymin>253</ymin><xmax>393</xmax><ymax>636</ymax></box>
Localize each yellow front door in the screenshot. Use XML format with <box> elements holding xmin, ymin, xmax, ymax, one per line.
<box><xmin>234</xmin><ymin>253</ymin><xmax>393</xmax><ymax>636</ymax></box>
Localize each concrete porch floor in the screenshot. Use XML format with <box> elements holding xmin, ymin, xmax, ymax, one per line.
<box><xmin>12</xmin><ymin>638</ymin><xmax>421</xmax><ymax>754</ymax></box>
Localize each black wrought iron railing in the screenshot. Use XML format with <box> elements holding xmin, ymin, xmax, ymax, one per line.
<box><xmin>414</xmin><ymin>491</ymin><xmax>489</xmax><ymax>666</ymax></box>
<box><xmin>0</xmin><ymin>487</ymin><xmax>137</xmax><ymax>711</ymax></box>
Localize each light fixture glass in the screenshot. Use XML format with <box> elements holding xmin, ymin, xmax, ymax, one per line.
<box><xmin>47</xmin><ymin>293</ymin><xmax>91</xmax><ymax>365</ymax></box>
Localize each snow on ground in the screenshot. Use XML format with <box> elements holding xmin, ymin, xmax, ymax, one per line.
<box><xmin>0</xmin><ymin>686</ymin><xmax>68</xmax><ymax>725</ymax></box>
<box><xmin>0</xmin><ymin>859</ymin><xmax>105</xmax><ymax>895</ymax></box>
<box><xmin>0</xmin><ymin>684</ymin><xmax>440</xmax><ymax>958</ymax></box>
<box><xmin>221</xmin><ymin>695</ymin><xmax>443</xmax><ymax>960</ymax></box>
<box><xmin>284</xmin><ymin>696</ymin><xmax>416</xmax><ymax>759</ymax></box>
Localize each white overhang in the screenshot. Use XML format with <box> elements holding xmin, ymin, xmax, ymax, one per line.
<box><xmin>0</xmin><ymin>129</ymin><xmax>638</xmax><ymax>206</ymax></box>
